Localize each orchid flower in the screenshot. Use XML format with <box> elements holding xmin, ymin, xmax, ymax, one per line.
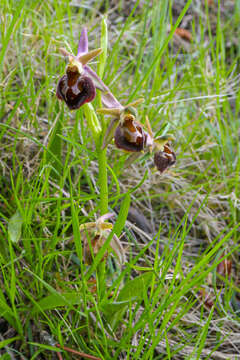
<box><xmin>114</xmin><ymin>112</ymin><xmax>153</xmax><ymax>152</ymax></box>
<box><xmin>80</xmin><ymin>213</ymin><xmax>126</xmax><ymax>265</ymax></box>
<box><xmin>99</xmin><ymin>102</ymin><xmax>176</xmax><ymax>173</ymax></box>
<box><xmin>97</xmin><ymin>98</ymin><xmax>151</xmax><ymax>150</ymax></box>
<box><xmin>56</xmin><ymin>27</ymin><xmax>123</xmax><ymax>111</ymax></box>
<box><xmin>153</xmin><ymin>140</ymin><xmax>176</xmax><ymax>173</ymax></box>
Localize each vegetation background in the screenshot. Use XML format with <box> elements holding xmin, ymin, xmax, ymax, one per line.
<box><xmin>0</xmin><ymin>0</ymin><xmax>240</xmax><ymax>359</ymax></box>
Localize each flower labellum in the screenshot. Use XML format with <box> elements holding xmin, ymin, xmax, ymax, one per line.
<box><xmin>154</xmin><ymin>143</ymin><xmax>176</xmax><ymax>173</ymax></box>
<box><xmin>114</xmin><ymin>113</ymin><xmax>153</xmax><ymax>152</ymax></box>
<box><xmin>56</xmin><ymin>61</ymin><xmax>96</xmax><ymax>110</ymax></box>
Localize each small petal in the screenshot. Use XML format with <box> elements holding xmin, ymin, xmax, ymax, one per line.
<box><xmin>56</xmin><ymin>76</ymin><xmax>65</xmax><ymax>101</ymax></box>
<box><xmin>77</xmin><ymin>27</ymin><xmax>88</xmax><ymax>55</ymax></box>
<box><xmin>59</xmin><ymin>47</ymin><xmax>75</xmax><ymax>58</ymax></box>
<box><xmin>154</xmin><ymin>134</ymin><xmax>175</xmax><ymax>149</ymax></box>
<box><xmin>96</xmin><ymin>107</ymin><xmax>121</xmax><ymax>116</ymax></box>
<box><xmin>78</xmin><ymin>48</ymin><xmax>102</xmax><ymax>66</ymax></box>
<box><xmin>125</xmin><ymin>98</ymin><xmax>144</xmax><ymax>108</ymax></box>
<box><xmin>97</xmin><ymin>213</ymin><xmax>115</xmax><ymax>224</ymax></box>
<box><xmin>154</xmin><ymin>143</ymin><xmax>176</xmax><ymax>173</ymax></box>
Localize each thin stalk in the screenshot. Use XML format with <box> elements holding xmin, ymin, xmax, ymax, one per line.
<box><xmin>96</xmin><ymin>142</ymin><xmax>108</xmax><ymax>300</ymax></box>
<box><xmin>97</xmin><ymin>147</ymin><xmax>108</xmax><ymax>216</ymax></box>
<box><xmin>97</xmin><ymin>17</ymin><xmax>109</xmax><ymax>216</ymax></box>
<box><xmin>96</xmin><ymin>17</ymin><xmax>109</xmax><ymax>300</ymax></box>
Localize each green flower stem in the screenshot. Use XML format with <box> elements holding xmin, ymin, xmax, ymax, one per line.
<box><xmin>83</xmin><ymin>102</ymin><xmax>108</xmax><ymax>215</ymax></box>
<box><xmin>95</xmin><ymin>18</ymin><xmax>109</xmax><ymax>300</ymax></box>
<box><xmin>97</xmin><ymin>147</ymin><xmax>108</xmax><ymax>216</ymax></box>
<box><xmin>96</xmin><ymin>134</ymin><xmax>108</xmax><ymax>301</ymax></box>
<box><xmin>96</xmin><ymin>146</ymin><xmax>108</xmax><ymax>301</ymax></box>
<box><xmin>97</xmin><ymin>16</ymin><xmax>109</xmax><ymax>216</ymax></box>
<box><xmin>83</xmin><ymin>101</ymin><xmax>108</xmax><ymax>297</ymax></box>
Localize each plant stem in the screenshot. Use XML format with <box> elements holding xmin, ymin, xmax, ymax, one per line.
<box><xmin>97</xmin><ymin>17</ymin><xmax>110</xmax><ymax>216</ymax></box>
<box><xmin>96</xmin><ymin>141</ymin><xmax>108</xmax><ymax>300</ymax></box>
<box><xmin>98</xmin><ymin>146</ymin><xmax>108</xmax><ymax>216</ymax></box>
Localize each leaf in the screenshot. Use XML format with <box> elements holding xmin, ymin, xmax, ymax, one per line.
<box><xmin>8</xmin><ymin>210</ymin><xmax>23</xmax><ymax>243</ymax></box>
<box><xmin>32</xmin><ymin>292</ymin><xmax>83</xmax><ymax>313</ymax></box>
<box><xmin>46</xmin><ymin>105</ymin><xmax>63</xmax><ymax>179</ymax></box>
<box><xmin>28</xmin><ymin>342</ymin><xmax>61</xmax><ymax>352</ymax></box>
<box><xmin>0</xmin><ymin>336</ymin><xmax>21</xmax><ymax>349</ymax></box>
<box><xmin>83</xmin><ymin>103</ymin><xmax>102</xmax><ymax>142</ymax></box>
<box><xmin>112</xmin><ymin>193</ymin><xmax>131</xmax><ymax>238</ymax></box>
<box><xmin>0</xmin><ymin>0</ymin><xmax>26</xmax><ymax>74</ymax></box>
<box><xmin>117</xmin><ymin>271</ymin><xmax>154</xmax><ymax>302</ymax></box>
<box><xmin>101</xmin><ymin>272</ymin><xmax>154</xmax><ymax>326</ymax></box>
<box><xmin>98</xmin><ymin>16</ymin><xmax>108</xmax><ymax>78</ymax></box>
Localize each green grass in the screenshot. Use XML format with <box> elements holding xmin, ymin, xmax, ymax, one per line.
<box><xmin>1</xmin><ymin>0</ymin><xmax>240</xmax><ymax>359</ymax></box>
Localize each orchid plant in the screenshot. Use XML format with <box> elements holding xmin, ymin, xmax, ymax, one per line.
<box><xmin>56</xmin><ymin>23</ymin><xmax>176</xmax><ymax>267</ymax></box>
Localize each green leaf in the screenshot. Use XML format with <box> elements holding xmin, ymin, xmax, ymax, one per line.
<box><xmin>0</xmin><ymin>336</ymin><xmax>21</xmax><ymax>349</ymax></box>
<box><xmin>28</xmin><ymin>342</ymin><xmax>61</xmax><ymax>352</ymax></box>
<box><xmin>46</xmin><ymin>104</ymin><xmax>63</xmax><ymax>179</ymax></box>
<box><xmin>112</xmin><ymin>193</ymin><xmax>131</xmax><ymax>238</ymax></box>
<box><xmin>8</xmin><ymin>210</ymin><xmax>23</xmax><ymax>243</ymax></box>
<box><xmin>0</xmin><ymin>0</ymin><xmax>26</xmax><ymax>75</ymax></box>
<box><xmin>32</xmin><ymin>292</ymin><xmax>83</xmax><ymax>313</ymax></box>
<box><xmin>98</xmin><ymin>16</ymin><xmax>108</xmax><ymax>78</ymax></box>
<box><xmin>118</xmin><ymin>271</ymin><xmax>154</xmax><ymax>302</ymax></box>
<box><xmin>84</xmin><ymin>103</ymin><xmax>102</xmax><ymax>142</ymax></box>
<box><xmin>102</xmin><ymin>271</ymin><xmax>154</xmax><ymax>326</ymax></box>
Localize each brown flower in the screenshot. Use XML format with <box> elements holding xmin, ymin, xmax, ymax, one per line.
<box><xmin>56</xmin><ymin>27</ymin><xmax>103</xmax><ymax>110</ymax></box>
<box><xmin>154</xmin><ymin>143</ymin><xmax>176</xmax><ymax>173</ymax></box>
<box><xmin>80</xmin><ymin>214</ymin><xmax>126</xmax><ymax>265</ymax></box>
<box><xmin>114</xmin><ymin>113</ymin><xmax>153</xmax><ymax>152</ymax></box>
<box><xmin>56</xmin><ymin>65</ymin><xmax>96</xmax><ymax>110</ymax></box>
